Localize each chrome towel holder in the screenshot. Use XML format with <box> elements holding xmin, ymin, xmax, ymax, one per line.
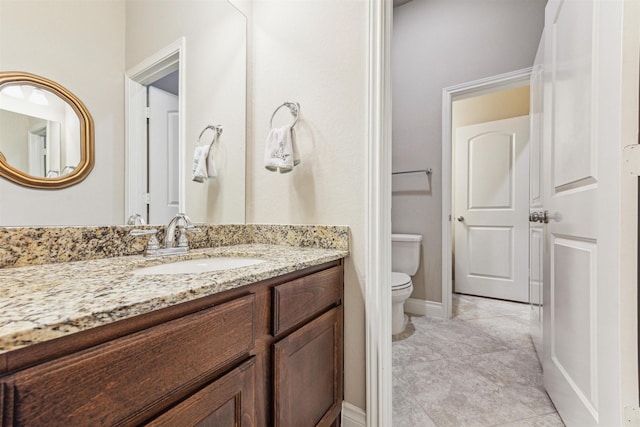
<box><xmin>198</xmin><ymin>125</ymin><xmax>223</xmax><ymax>156</ymax></box>
<box><xmin>270</xmin><ymin>102</ymin><xmax>300</xmax><ymax>128</ymax></box>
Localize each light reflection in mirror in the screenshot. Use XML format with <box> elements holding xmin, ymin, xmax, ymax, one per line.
<box><xmin>0</xmin><ymin>83</ymin><xmax>81</xmax><ymax>179</ymax></box>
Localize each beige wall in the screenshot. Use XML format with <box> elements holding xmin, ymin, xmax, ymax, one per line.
<box><xmin>247</xmin><ymin>0</ymin><xmax>369</xmax><ymax>410</ymax></box>
<box><xmin>0</xmin><ymin>0</ymin><xmax>126</xmax><ymax>226</ymax></box>
<box><xmin>452</xmin><ymin>85</ymin><xmax>530</xmax><ymax>129</ymax></box>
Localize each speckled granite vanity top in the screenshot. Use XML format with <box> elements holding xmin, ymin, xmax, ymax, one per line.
<box><xmin>0</xmin><ymin>244</ymin><xmax>347</xmax><ymax>354</ymax></box>
<box><xmin>0</xmin><ymin>225</ymin><xmax>349</xmax><ymax>355</ymax></box>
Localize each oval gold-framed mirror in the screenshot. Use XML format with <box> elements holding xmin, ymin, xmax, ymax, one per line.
<box><xmin>0</xmin><ymin>71</ymin><xmax>94</xmax><ymax>189</ymax></box>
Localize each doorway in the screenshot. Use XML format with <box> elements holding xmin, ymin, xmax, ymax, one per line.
<box><xmin>442</xmin><ymin>68</ymin><xmax>532</xmax><ymax>319</ymax></box>
<box><xmin>148</xmin><ymin>74</ymin><xmax>180</xmax><ymax>224</ymax></box>
<box><xmin>125</xmin><ymin>38</ymin><xmax>186</xmax><ymax>225</ymax></box>
<box><xmin>452</xmin><ymin>87</ymin><xmax>530</xmax><ymax>303</ymax></box>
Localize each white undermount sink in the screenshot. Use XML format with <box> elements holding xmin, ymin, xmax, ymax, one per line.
<box><xmin>132</xmin><ymin>257</ymin><xmax>267</xmax><ymax>276</ymax></box>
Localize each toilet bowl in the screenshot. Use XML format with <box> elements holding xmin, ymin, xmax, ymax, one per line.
<box><xmin>391</xmin><ymin>233</ymin><xmax>422</xmax><ymax>335</ymax></box>
<box><xmin>392</xmin><ymin>272</ymin><xmax>413</xmax><ymax>335</ymax></box>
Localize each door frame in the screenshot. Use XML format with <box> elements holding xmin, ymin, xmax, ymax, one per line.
<box><xmin>125</xmin><ymin>38</ymin><xmax>186</xmax><ymax>224</ymax></box>
<box><xmin>441</xmin><ymin>68</ymin><xmax>531</xmax><ymax>319</ymax></box>
<box><xmin>365</xmin><ymin>0</ymin><xmax>393</xmax><ymax>426</ymax></box>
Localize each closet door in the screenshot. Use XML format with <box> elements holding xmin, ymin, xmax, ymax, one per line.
<box><xmin>541</xmin><ymin>0</ymin><xmax>629</xmax><ymax>425</ymax></box>
<box><xmin>454</xmin><ymin>116</ymin><xmax>530</xmax><ymax>302</ymax></box>
<box><xmin>148</xmin><ymin>85</ymin><xmax>180</xmax><ymax>224</ymax></box>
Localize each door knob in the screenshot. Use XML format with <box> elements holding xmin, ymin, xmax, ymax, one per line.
<box><xmin>529</xmin><ymin>210</ymin><xmax>549</xmax><ymax>223</ymax></box>
<box><xmin>457</xmin><ymin>216</ymin><xmax>464</xmax><ymax>222</ymax></box>
<box><xmin>540</xmin><ymin>210</ymin><xmax>549</xmax><ymax>223</ymax></box>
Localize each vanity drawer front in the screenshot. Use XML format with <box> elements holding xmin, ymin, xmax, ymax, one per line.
<box><xmin>273</xmin><ymin>266</ymin><xmax>342</xmax><ymax>336</ymax></box>
<box><xmin>146</xmin><ymin>357</ymin><xmax>257</xmax><ymax>426</ymax></box>
<box><xmin>6</xmin><ymin>293</ymin><xmax>255</xmax><ymax>427</ymax></box>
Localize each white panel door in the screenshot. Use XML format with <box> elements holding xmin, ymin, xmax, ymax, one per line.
<box><xmin>454</xmin><ymin>116</ymin><xmax>529</xmax><ymax>302</ymax></box>
<box><xmin>148</xmin><ymin>86</ymin><xmax>179</xmax><ymax>225</ymax></box>
<box><xmin>28</xmin><ymin>132</ymin><xmax>46</xmax><ymax>177</ymax></box>
<box><xmin>542</xmin><ymin>1</ymin><xmax>624</xmax><ymax>425</ymax></box>
<box><xmin>529</xmin><ymin>32</ymin><xmax>544</xmax><ymax>359</ymax></box>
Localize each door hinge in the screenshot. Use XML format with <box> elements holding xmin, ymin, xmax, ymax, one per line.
<box><xmin>143</xmin><ymin>193</ymin><xmax>150</xmax><ymax>204</ymax></box>
<box><xmin>625</xmin><ymin>406</ymin><xmax>640</xmax><ymax>426</ymax></box>
<box><xmin>144</xmin><ymin>107</ymin><xmax>151</xmax><ymax>118</ymax></box>
<box><xmin>623</xmin><ymin>145</ymin><xmax>640</xmax><ymax>176</ymax></box>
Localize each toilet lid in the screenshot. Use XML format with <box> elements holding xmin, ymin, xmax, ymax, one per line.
<box><xmin>391</xmin><ymin>272</ymin><xmax>411</xmax><ymax>289</ymax></box>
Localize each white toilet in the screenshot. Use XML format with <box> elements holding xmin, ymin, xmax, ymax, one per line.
<box><xmin>391</xmin><ymin>233</ymin><xmax>422</xmax><ymax>335</ymax></box>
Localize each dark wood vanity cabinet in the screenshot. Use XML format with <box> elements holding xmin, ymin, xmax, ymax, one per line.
<box><xmin>0</xmin><ymin>260</ymin><xmax>344</xmax><ymax>427</ymax></box>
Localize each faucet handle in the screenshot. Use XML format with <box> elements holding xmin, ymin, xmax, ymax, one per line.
<box><xmin>129</xmin><ymin>228</ymin><xmax>160</xmax><ymax>256</ymax></box>
<box><xmin>129</xmin><ymin>228</ymin><xmax>158</xmax><ymax>237</ymax></box>
<box><xmin>177</xmin><ymin>225</ymin><xmax>201</xmax><ymax>249</ymax></box>
<box><xmin>126</xmin><ymin>214</ymin><xmax>146</xmax><ymax>225</ymax></box>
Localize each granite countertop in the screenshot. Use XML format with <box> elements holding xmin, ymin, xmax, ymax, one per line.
<box><xmin>0</xmin><ymin>244</ymin><xmax>348</xmax><ymax>355</ymax></box>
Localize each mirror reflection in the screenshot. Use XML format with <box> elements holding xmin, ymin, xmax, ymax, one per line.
<box><xmin>0</xmin><ymin>84</ymin><xmax>81</xmax><ymax>178</ymax></box>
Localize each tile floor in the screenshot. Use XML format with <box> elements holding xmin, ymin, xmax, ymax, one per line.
<box><xmin>392</xmin><ymin>293</ymin><xmax>565</xmax><ymax>427</ymax></box>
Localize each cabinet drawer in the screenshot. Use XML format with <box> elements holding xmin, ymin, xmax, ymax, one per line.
<box><xmin>272</xmin><ymin>266</ymin><xmax>342</xmax><ymax>336</ymax></box>
<box><xmin>5</xmin><ymin>293</ymin><xmax>255</xmax><ymax>427</ymax></box>
<box><xmin>147</xmin><ymin>357</ymin><xmax>257</xmax><ymax>426</ymax></box>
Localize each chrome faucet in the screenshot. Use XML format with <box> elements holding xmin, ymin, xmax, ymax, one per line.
<box><xmin>129</xmin><ymin>213</ymin><xmax>201</xmax><ymax>257</ymax></box>
<box><xmin>165</xmin><ymin>213</ymin><xmax>200</xmax><ymax>249</ymax></box>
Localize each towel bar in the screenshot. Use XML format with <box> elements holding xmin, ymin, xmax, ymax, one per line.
<box><xmin>270</xmin><ymin>102</ymin><xmax>300</xmax><ymax>128</ymax></box>
<box><xmin>392</xmin><ymin>168</ymin><xmax>432</xmax><ymax>176</ymax></box>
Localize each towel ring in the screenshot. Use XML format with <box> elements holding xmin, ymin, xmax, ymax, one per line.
<box><xmin>198</xmin><ymin>125</ymin><xmax>223</xmax><ymax>156</ymax></box>
<box><xmin>270</xmin><ymin>102</ymin><xmax>300</xmax><ymax>129</ymax></box>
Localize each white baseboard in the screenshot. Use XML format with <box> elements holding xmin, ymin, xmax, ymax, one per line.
<box><xmin>405</xmin><ymin>298</ymin><xmax>445</xmax><ymax>319</ymax></box>
<box><xmin>342</xmin><ymin>401</ymin><xmax>366</xmax><ymax>427</ymax></box>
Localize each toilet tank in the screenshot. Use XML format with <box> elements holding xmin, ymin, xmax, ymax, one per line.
<box><xmin>391</xmin><ymin>234</ymin><xmax>423</xmax><ymax>276</ymax></box>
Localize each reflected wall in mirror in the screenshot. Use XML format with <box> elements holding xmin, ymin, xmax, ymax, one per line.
<box><xmin>0</xmin><ymin>0</ymin><xmax>246</xmax><ymax>226</ymax></box>
<box><xmin>0</xmin><ymin>72</ymin><xmax>94</xmax><ymax>188</ymax></box>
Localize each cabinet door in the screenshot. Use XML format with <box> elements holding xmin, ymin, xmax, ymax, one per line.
<box><xmin>147</xmin><ymin>357</ymin><xmax>257</xmax><ymax>426</ymax></box>
<box><xmin>273</xmin><ymin>307</ymin><xmax>343</xmax><ymax>427</ymax></box>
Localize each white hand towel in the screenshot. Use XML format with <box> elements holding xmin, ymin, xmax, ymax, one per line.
<box><xmin>206</xmin><ymin>153</ymin><xmax>218</xmax><ymax>178</ymax></box>
<box><xmin>264</xmin><ymin>125</ymin><xmax>300</xmax><ymax>173</ymax></box>
<box><xmin>192</xmin><ymin>145</ymin><xmax>218</xmax><ymax>183</ymax></box>
<box><xmin>192</xmin><ymin>146</ymin><xmax>208</xmax><ymax>182</ymax></box>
